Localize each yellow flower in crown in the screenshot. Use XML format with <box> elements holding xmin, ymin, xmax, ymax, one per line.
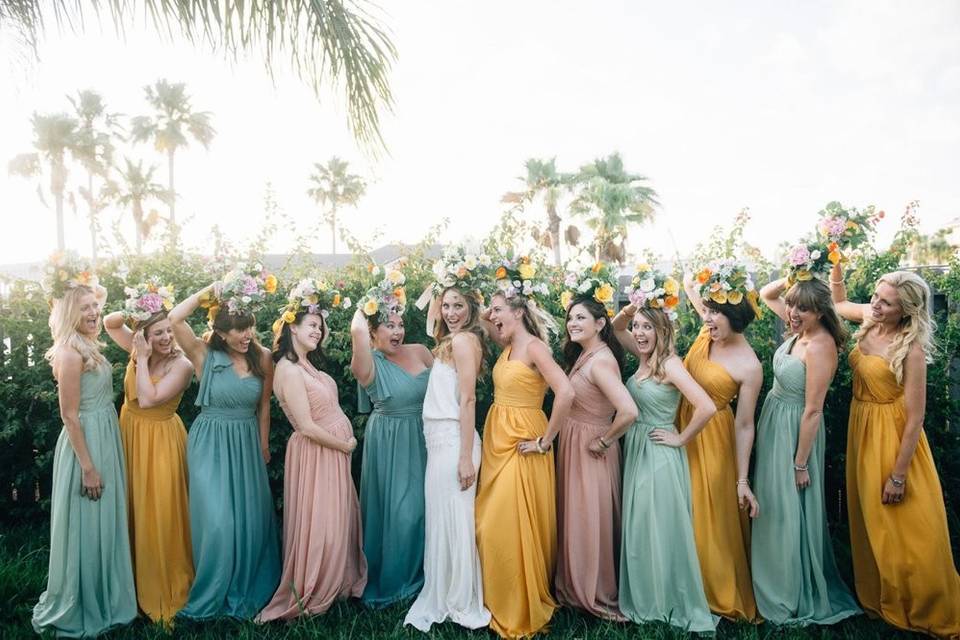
<box><xmin>281</xmin><ymin>310</ymin><xmax>297</xmax><ymax>324</ymax></box>
<box><xmin>518</xmin><ymin>262</ymin><xmax>536</xmax><ymax>280</ymax></box>
<box><xmin>561</xmin><ymin>261</ymin><xmax>618</xmax><ymax>312</ymax></box>
<box><xmin>386</xmin><ymin>269</ymin><xmax>405</xmax><ymax>286</ymax></box>
<box><xmin>264</xmin><ymin>274</ymin><xmax>278</xmax><ymax>294</ymax></box>
<box><xmin>363</xmin><ymin>299</ymin><xmax>379</xmax><ymax>316</ymax></box>
<box><xmin>595</xmin><ymin>283</ymin><xmax>615</xmax><ymax>304</ymax></box>
<box><xmin>727</xmin><ymin>290</ymin><xmax>744</xmax><ymax>305</ymax></box>
<box><xmin>710</xmin><ymin>290</ymin><xmax>728</xmax><ymax>304</ymax></box>
<box><xmin>663</xmin><ymin>277</ymin><xmax>679</xmax><ymax>297</ymax></box>
<box><xmin>591</xmin><ymin>262</ymin><xmax>603</xmax><ymax>274</ymax></box>
<box><xmin>560</xmin><ymin>290</ymin><xmax>574</xmax><ymax>309</ymax></box>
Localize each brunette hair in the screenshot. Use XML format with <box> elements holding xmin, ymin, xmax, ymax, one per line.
<box><xmin>703</xmin><ymin>296</ymin><xmax>756</xmax><ymax>333</ymax></box>
<box><xmin>783</xmin><ymin>279</ymin><xmax>848</xmax><ymax>349</ymax></box>
<box><xmin>272</xmin><ymin>310</ymin><xmax>325</xmax><ymax>369</ymax></box>
<box><xmin>133</xmin><ymin>311</ymin><xmax>182</xmax><ymax>359</ymax></box>
<box><xmin>206</xmin><ymin>308</ymin><xmax>266</xmax><ymax>378</ymax></box>
<box><xmin>562</xmin><ymin>295</ymin><xmax>625</xmax><ymax>372</ymax></box>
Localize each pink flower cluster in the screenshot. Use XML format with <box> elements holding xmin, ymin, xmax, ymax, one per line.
<box><xmin>137</xmin><ymin>293</ymin><xmax>164</xmax><ymax>313</ymax></box>
<box><xmin>787</xmin><ymin>245</ymin><xmax>811</xmax><ymax>266</ymax></box>
<box><xmin>818</xmin><ymin>216</ymin><xmax>847</xmax><ymax>239</ymax></box>
<box><xmin>240</xmin><ymin>276</ymin><xmax>259</xmax><ymax>295</ymax></box>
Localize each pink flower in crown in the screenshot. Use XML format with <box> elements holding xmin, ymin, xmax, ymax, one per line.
<box><xmin>241</xmin><ymin>275</ymin><xmax>259</xmax><ymax>295</ymax></box>
<box><xmin>787</xmin><ymin>245</ymin><xmax>811</xmax><ymax>267</ymax></box>
<box><xmin>819</xmin><ymin>217</ymin><xmax>847</xmax><ymax>238</ymax></box>
<box><xmin>138</xmin><ymin>293</ymin><xmax>164</xmax><ymax>313</ymax></box>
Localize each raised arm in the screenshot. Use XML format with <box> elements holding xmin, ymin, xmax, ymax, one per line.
<box><xmin>452</xmin><ymin>333</ymin><xmax>481</xmax><ymax>491</ymax></box>
<box><xmin>349</xmin><ymin>308</ymin><xmax>375</xmax><ymax>387</ymax></box>
<box><xmin>425</xmin><ymin>295</ymin><xmax>440</xmax><ymax>343</ymax></box>
<box><xmin>683</xmin><ymin>271</ymin><xmax>708</xmax><ymax>321</ymax></box>
<box><xmin>829</xmin><ymin>262</ymin><xmax>868</xmax><ymax>323</ymax></box>
<box><xmin>167</xmin><ymin>284</ymin><xmax>213</xmax><ymax>375</ymax></box>
<box><xmin>103</xmin><ymin>311</ymin><xmax>134</xmax><ymax>353</ymax></box>
<box><xmin>611</xmin><ymin>303</ymin><xmax>642</xmax><ymax>359</ymax></box>
<box><xmin>584</xmin><ymin>356</ymin><xmax>638</xmax><ymax>458</ymax></box>
<box><xmin>54</xmin><ymin>351</ymin><xmax>102</xmax><ymax>501</ymax></box>
<box><xmin>130</xmin><ymin>333</ymin><xmax>193</xmax><ymax>408</ymax></box>
<box><xmin>257</xmin><ymin>346</ymin><xmax>274</xmax><ymax>464</ymax></box>
<box><xmin>649</xmin><ymin>355</ymin><xmax>717</xmax><ymax>447</ymax></box>
<box><xmin>733</xmin><ymin>360</ymin><xmax>763</xmax><ymax>518</ymax></box>
<box><xmin>884</xmin><ymin>344</ymin><xmax>927</xmax><ymax>505</ymax></box>
<box><xmin>793</xmin><ymin>340</ymin><xmax>837</xmax><ymax>490</ymax></box>
<box><xmin>479</xmin><ymin>305</ymin><xmax>508</xmax><ymax>348</ymax></box>
<box><xmin>274</xmin><ymin>361</ymin><xmax>356</xmax><ymax>454</ymax></box>
<box><xmin>524</xmin><ymin>339</ymin><xmax>574</xmax><ymax>452</ymax></box>
<box><xmin>759</xmin><ymin>277</ymin><xmax>789</xmax><ymax>324</ymax></box>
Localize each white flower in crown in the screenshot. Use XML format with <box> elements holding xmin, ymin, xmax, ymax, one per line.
<box><xmin>639</xmin><ymin>277</ymin><xmax>656</xmax><ymax>293</ymax></box>
<box><xmin>577</xmin><ymin>279</ymin><xmax>592</xmax><ymax>293</ymax></box>
<box><xmin>478</xmin><ymin>254</ymin><xmax>492</xmax><ymax>267</ymax></box>
<box><xmin>464</xmin><ymin>254</ymin><xmax>478</xmax><ymax>270</ymax></box>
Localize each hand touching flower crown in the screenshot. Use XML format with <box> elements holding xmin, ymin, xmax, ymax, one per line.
<box><xmin>122</xmin><ymin>279</ymin><xmax>176</xmax><ymax>323</ymax></box>
<box><xmin>623</xmin><ymin>263</ymin><xmax>681</xmax><ymax>321</ymax></box>
<box><xmin>358</xmin><ymin>268</ymin><xmax>407</xmax><ymax>322</ymax></box>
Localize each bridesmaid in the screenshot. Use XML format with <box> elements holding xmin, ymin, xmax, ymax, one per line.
<box><xmin>476</xmin><ymin>257</ymin><xmax>575</xmax><ymax>638</ymax></box>
<box><xmin>32</xmin><ymin>273</ymin><xmax>137</xmax><ymax>637</ymax></box>
<box><xmin>753</xmin><ymin>275</ymin><xmax>860</xmax><ymax>625</ymax></box>
<box><xmin>103</xmin><ymin>282</ymin><xmax>195</xmax><ymax>623</ymax></box>
<box><xmin>404</xmin><ymin>256</ymin><xmax>491</xmax><ymax>630</ymax></box>
<box><xmin>170</xmin><ymin>276</ymin><xmax>281</xmax><ymax>619</ymax></box>
<box><xmin>554</xmin><ymin>268</ymin><xmax>637</xmax><ymax>620</ymax></box>
<box><xmin>258</xmin><ymin>279</ymin><xmax>366</xmax><ymax>620</ymax></box>
<box><xmin>350</xmin><ymin>271</ymin><xmax>432</xmax><ymax>607</ymax></box>
<box><xmin>612</xmin><ymin>266</ymin><xmax>718</xmax><ymax>633</ymax></box>
<box><xmin>680</xmin><ymin>260</ymin><xmax>761</xmax><ymax>622</ymax></box>
<box><xmin>831</xmin><ymin>265</ymin><xmax>960</xmax><ymax>638</ymax></box>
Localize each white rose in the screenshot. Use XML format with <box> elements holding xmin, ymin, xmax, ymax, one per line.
<box><xmin>464</xmin><ymin>255</ymin><xmax>477</xmax><ymax>270</ymax></box>
<box><xmin>578</xmin><ymin>280</ymin><xmax>593</xmax><ymax>293</ymax></box>
<box><xmin>478</xmin><ymin>254</ymin><xmax>492</xmax><ymax>267</ymax></box>
<box><xmin>639</xmin><ymin>278</ymin><xmax>656</xmax><ymax>293</ymax></box>
<box><xmin>513</xmin><ymin>279</ymin><xmax>522</xmax><ymax>287</ymax></box>
<box><xmin>342</xmin><ymin>297</ymin><xmax>352</xmax><ymax>309</ymax></box>
<box><xmin>810</xmin><ymin>250</ymin><xmax>821</xmax><ymax>260</ymax></box>
<box><xmin>241</xmin><ymin>295</ymin><xmax>252</xmax><ymax>303</ymax></box>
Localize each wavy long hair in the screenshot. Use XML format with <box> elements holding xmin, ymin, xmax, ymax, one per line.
<box><xmin>854</xmin><ymin>270</ymin><xmax>935</xmax><ymax>384</ymax></box>
<box><xmin>562</xmin><ymin>295</ymin><xmax>625</xmax><ymax>372</ymax></box>
<box><xmin>206</xmin><ymin>308</ymin><xmax>266</xmax><ymax>379</ymax></box>
<box><xmin>133</xmin><ymin>311</ymin><xmax>183</xmax><ymax>359</ymax></box>
<box><xmin>493</xmin><ymin>292</ymin><xmax>554</xmax><ymax>344</ymax></box>
<box><xmin>272</xmin><ymin>310</ymin><xmax>325</xmax><ymax>370</ymax></box>
<box><xmin>45</xmin><ymin>285</ymin><xmax>107</xmax><ymax>372</ymax></box>
<box><xmin>783</xmin><ymin>279</ymin><xmax>848</xmax><ymax>349</ymax></box>
<box><xmin>635</xmin><ymin>307</ymin><xmax>675</xmax><ymax>381</ymax></box>
<box><xmin>433</xmin><ymin>286</ymin><xmax>488</xmax><ymax>371</ymax></box>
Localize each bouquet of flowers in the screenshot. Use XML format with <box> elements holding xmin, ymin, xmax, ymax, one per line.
<box><xmin>560</xmin><ymin>261</ymin><xmax>619</xmax><ymax>316</ymax></box>
<box><xmin>272</xmin><ymin>277</ymin><xmax>351</xmax><ymax>334</ymax></box>
<box><xmin>199</xmin><ymin>261</ymin><xmax>277</xmax><ymax>322</ymax></box>
<box><xmin>623</xmin><ymin>263</ymin><xmax>681</xmax><ymax>321</ymax></box>
<box><xmin>492</xmin><ymin>253</ymin><xmax>551</xmax><ymax>302</ymax></box>
<box><xmin>42</xmin><ymin>251</ymin><xmax>99</xmax><ymax>300</ymax></box>
<box><xmin>695</xmin><ymin>258</ymin><xmax>761</xmax><ymax>315</ymax></box>
<box><xmin>122</xmin><ymin>278</ymin><xmax>176</xmax><ymax>323</ymax></box>
<box><xmin>784</xmin><ymin>241</ymin><xmax>832</xmax><ymax>285</ymax></box>
<box><xmin>816</xmin><ymin>201</ymin><xmax>884</xmax><ymax>261</ymax></box>
<box><xmin>430</xmin><ymin>246</ymin><xmax>494</xmax><ymax>302</ymax></box>
<box><xmin>359</xmin><ymin>268</ymin><xmax>407</xmax><ymax>321</ymax></box>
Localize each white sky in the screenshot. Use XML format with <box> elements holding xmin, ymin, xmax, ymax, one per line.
<box><xmin>1</xmin><ymin>0</ymin><xmax>959</xmax><ymax>266</ymax></box>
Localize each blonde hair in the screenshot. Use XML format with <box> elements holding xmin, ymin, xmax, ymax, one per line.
<box><xmin>433</xmin><ymin>287</ymin><xmax>488</xmax><ymax>370</ymax></box>
<box><xmin>494</xmin><ymin>292</ymin><xmax>555</xmax><ymax>344</ymax></box>
<box><xmin>854</xmin><ymin>270</ymin><xmax>935</xmax><ymax>384</ymax></box>
<box><xmin>45</xmin><ymin>285</ymin><xmax>107</xmax><ymax>372</ymax></box>
<box><xmin>637</xmin><ymin>308</ymin><xmax>676</xmax><ymax>381</ymax></box>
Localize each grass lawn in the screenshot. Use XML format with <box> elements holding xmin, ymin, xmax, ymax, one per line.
<box><xmin>1</xmin><ymin>524</ymin><xmax>928</xmax><ymax>639</ymax></box>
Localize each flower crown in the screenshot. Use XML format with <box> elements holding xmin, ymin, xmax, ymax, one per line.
<box><xmin>123</xmin><ymin>279</ymin><xmax>175</xmax><ymax>323</ymax></box>
<box><xmin>272</xmin><ymin>277</ymin><xmax>351</xmax><ymax>334</ymax></box>
<box><xmin>624</xmin><ymin>263</ymin><xmax>681</xmax><ymax>321</ymax></box>
<box><xmin>359</xmin><ymin>268</ymin><xmax>407</xmax><ymax>321</ymax></box>
<box><xmin>42</xmin><ymin>251</ymin><xmax>99</xmax><ymax>301</ymax></box>
<box><xmin>199</xmin><ymin>262</ymin><xmax>278</xmax><ymax>323</ymax></box>
<box><xmin>431</xmin><ymin>246</ymin><xmax>493</xmax><ymax>302</ymax></box>
<box><xmin>784</xmin><ymin>241</ymin><xmax>834</xmax><ymax>286</ymax></box>
<box><xmin>560</xmin><ymin>261</ymin><xmax>619</xmax><ymax>316</ymax></box>
<box><xmin>816</xmin><ymin>201</ymin><xmax>883</xmax><ymax>256</ymax></box>
<box><xmin>695</xmin><ymin>258</ymin><xmax>761</xmax><ymax>316</ymax></box>
<box><xmin>492</xmin><ymin>254</ymin><xmax>550</xmax><ymax>302</ymax></box>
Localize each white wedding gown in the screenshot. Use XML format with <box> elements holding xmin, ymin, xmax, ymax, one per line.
<box><xmin>403</xmin><ymin>360</ymin><xmax>490</xmax><ymax>632</ymax></box>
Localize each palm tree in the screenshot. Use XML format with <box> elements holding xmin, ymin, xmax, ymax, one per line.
<box><xmin>130</xmin><ymin>79</ymin><xmax>215</xmax><ymax>227</ymax></box>
<box><xmin>568</xmin><ymin>152</ymin><xmax>659</xmax><ymax>264</ymax></box>
<box><xmin>70</xmin><ymin>90</ymin><xmax>122</xmax><ymax>262</ymax></box>
<box><xmin>1</xmin><ymin>1</ymin><xmax>396</xmax><ymax>149</ymax></box>
<box><xmin>502</xmin><ymin>158</ymin><xmax>568</xmax><ymax>266</ymax></box>
<box><xmin>8</xmin><ymin>112</ymin><xmax>79</xmax><ymax>251</ymax></box>
<box><xmin>110</xmin><ymin>159</ymin><xmax>170</xmax><ymax>254</ymax></box>
<box><xmin>307</xmin><ymin>157</ymin><xmax>366</xmax><ymax>255</ymax></box>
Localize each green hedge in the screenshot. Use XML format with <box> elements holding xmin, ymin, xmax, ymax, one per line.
<box><xmin>1</xmin><ymin>246</ymin><xmax>957</xmax><ymax>558</ymax></box>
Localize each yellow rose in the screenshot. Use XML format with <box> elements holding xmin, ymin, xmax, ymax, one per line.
<box><xmin>727</xmin><ymin>290</ymin><xmax>744</xmax><ymax>305</ymax></box>
<box><xmin>607</xmin><ymin>308</ymin><xmax>615</xmax><ymax>318</ymax></box>
<box><xmin>363</xmin><ymin>299</ymin><xmax>379</xmax><ymax>316</ymax></box>
<box><xmin>307</xmin><ymin>294</ymin><xmax>320</xmax><ymax>305</ymax></box>
<box><xmin>316</xmin><ymin>280</ymin><xmax>329</xmax><ymax>292</ymax></box>
<box><xmin>518</xmin><ymin>263</ymin><xmax>536</xmax><ymax>280</ymax></box>
<box><xmin>163</xmin><ymin>299</ymin><xmax>173</xmax><ymax>311</ymax></box>
<box><xmin>264</xmin><ymin>274</ymin><xmax>278</xmax><ymax>294</ymax></box>
<box><xmin>796</xmin><ymin>270</ymin><xmax>813</xmax><ymax>282</ymax></box>
<box><xmin>282</xmin><ymin>310</ymin><xmax>296</xmax><ymax>324</ymax></box>
<box><xmin>663</xmin><ymin>277</ymin><xmax>679</xmax><ymax>296</ymax></box>
<box><xmin>636</xmin><ymin>263</ymin><xmax>651</xmax><ymax>273</ymax></box>
<box><xmin>387</xmin><ymin>269</ymin><xmax>405</xmax><ymax>285</ymax></box>
<box><xmin>591</xmin><ymin>261</ymin><xmax>603</xmax><ymax>273</ymax></box>
<box><xmin>710</xmin><ymin>290</ymin><xmax>728</xmax><ymax>304</ymax></box>
<box><xmin>595</xmin><ymin>283</ymin><xmax>614</xmax><ymax>303</ymax></box>
<box><xmin>828</xmin><ymin>250</ymin><xmax>842</xmax><ymax>265</ymax></box>
<box><xmin>560</xmin><ymin>290</ymin><xmax>573</xmax><ymax>309</ymax></box>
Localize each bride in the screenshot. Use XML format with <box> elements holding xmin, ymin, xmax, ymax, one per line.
<box><xmin>404</xmin><ymin>252</ymin><xmax>491</xmax><ymax>632</ymax></box>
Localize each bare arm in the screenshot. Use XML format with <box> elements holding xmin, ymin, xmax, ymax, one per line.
<box><xmin>479</xmin><ymin>306</ymin><xmax>508</xmax><ymax>348</ymax></box>
<box><xmin>830</xmin><ymin>262</ymin><xmax>868</xmax><ymax>323</ymax></box>
<box><xmin>349</xmin><ymin>308</ymin><xmax>375</xmax><ymax>387</ymax></box>
<box><xmin>759</xmin><ymin>277</ymin><xmax>789</xmax><ymax>324</ymax></box>
<box><xmin>794</xmin><ymin>340</ymin><xmax>837</xmax><ymax>489</ymax></box>
<box><xmin>611</xmin><ymin>304</ymin><xmax>642</xmax><ymax>358</ymax></box>
<box><xmin>589</xmin><ymin>356</ymin><xmax>638</xmax><ymax>446</ymax></box>
<box><xmin>54</xmin><ymin>350</ymin><xmax>102</xmax><ymax>500</ymax></box>
<box><xmin>683</xmin><ymin>271</ymin><xmax>708</xmax><ymax>321</ymax></box>
<box><xmin>650</xmin><ymin>356</ymin><xmax>717</xmax><ymax>447</ymax></box>
<box><xmin>528</xmin><ymin>340</ymin><xmax>574</xmax><ymax>448</ymax></box>
<box><xmin>103</xmin><ymin>312</ymin><xmax>134</xmax><ymax>353</ymax></box>
<box><xmin>733</xmin><ymin>360</ymin><xmax>763</xmax><ymax>517</ymax></box>
<box><xmin>273</xmin><ymin>362</ymin><xmax>356</xmax><ymax>453</ymax></box>
<box><xmin>167</xmin><ymin>284</ymin><xmax>213</xmax><ymax>375</ymax></box>
<box><xmin>132</xmin><ymin>337</ymin><xmax>194</xmax><ymax>408</ymax></box>
<box><xmin>452</xmin><ymin>333</ymin><xmax>480</xmax><ymax>490</ymax></box>
<box><xmin>258</xmin><ymin>346</ymin><xmax>274</xmax><ymax>464</ymax></box>
<box><xmin>884</xmin><ymin>344</ymin><xmax>927</xmax><ymax>505</ymax></box>
<box><xmin>426</xmin><ymin>295</ymin><xmax>440</xmax><ymax>342</ymax></box>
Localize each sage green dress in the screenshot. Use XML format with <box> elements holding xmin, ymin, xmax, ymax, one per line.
<box><xmin>619</xmin><ymin>375</ymin><xmax>717</xmax><ymax>633</ymax></box>
<box><xmin>32</xmin><ymin>362</ymin><xmax>138</xmax><ymax>637</ymax></box>
<box><xmin>751</xmin><ymin>336</ymin><xmax>860</xmax><ymax>625</ymax></box>
<box><xmin>358</xmin><ymin>350</ymin><xmax>429</xmax><ymax>607</ymax></box>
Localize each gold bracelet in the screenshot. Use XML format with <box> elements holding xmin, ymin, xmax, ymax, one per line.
<box><xmin>736</xmin><ymin>478</ymin><xmax>750</xmax><ymax>486</ymax></box>
<box><xmin>829</xmin><ymin>278</ymin><xmax>844</xmax><ymax>285</ymax></box>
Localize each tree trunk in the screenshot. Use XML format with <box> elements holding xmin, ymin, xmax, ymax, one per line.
<box><xmin>168</xmin><ymin>149</ymin><xmax>176</xmax><ymax>226</ymax></box>
<box><xmin>547</xmin><ymin>204</ymin><xmax>562</xmax><ymax>266</ymax></box>
<box><xmin>331</xmin><ymin>205</ymin><xmax>337</xmax><ymax>254</ymax></box>
<box><xmin>133</xmin><ymin>200</ymin><xmax>144</xmax><ymax>254</ymax></box>
<box><xmin>87</xmin><ymin>172</ymin><xmax>98</xmax><ymax>263</ymax></box>
<box><xmin>51</xmin><ymin>158</ymin><xmax>66</xmax><ymax>251</ymax></box>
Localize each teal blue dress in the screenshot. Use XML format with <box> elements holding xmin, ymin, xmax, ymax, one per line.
<box><xmin>619</xmin><ymin>375</ymin><xmax>717</xmax><ymax>633</ymax></box>
<box><xmin>179</xmin><ymin>349</ymin><xmax>281</xmax><ymax>619</ymax></box>
<box><xmin>358</xmin><ymin>350</ymin><xmax>429</xmax><ymax>607</ymax></box>
<box><xmin>751</xmin><ymin>336</ymin><xmax>860</xmax><ymax>625</ymax></box>
<box><xmin>32</xmin><ymin>362</ymin><xmax>138</xmax><ymax>637</ymax></box>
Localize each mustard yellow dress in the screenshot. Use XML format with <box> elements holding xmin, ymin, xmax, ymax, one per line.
<box><xmin>847</xmin><ymin>346</ymin><xmax>960</xmax><ymax>639</ymax></box>
<box><xmin>676</xmin><ymin>327</ymin><xmax>758</xmax><ymax>622</ymax></box>
<box><xmin>475</xmin><ymin>347</ymin><xmax>557</xmax><ymax>638</ymax></box>
<box><xmin>118</xmin><ymin>360</ymin><xmax>194</xmax><ymax>622</ymax></box>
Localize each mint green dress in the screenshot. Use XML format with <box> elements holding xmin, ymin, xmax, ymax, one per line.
<box><xmin>358</xmin><ymin>350</ymin><xmax>429</xmax><ymax>607</ymax></box>
<box><xmin>751</xmin><ymin>336</ymin><xmax>860</xmax><ymax>625</ymax></box>
<box><xmin>32</xmin><ymin>362</ymin><xmax>137</xmax><ymax>637</ymax></box>
<box><xmin>619</xmin><ymin>375</ymin><xmax>717</xmax><ymax>633</ymax></box>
